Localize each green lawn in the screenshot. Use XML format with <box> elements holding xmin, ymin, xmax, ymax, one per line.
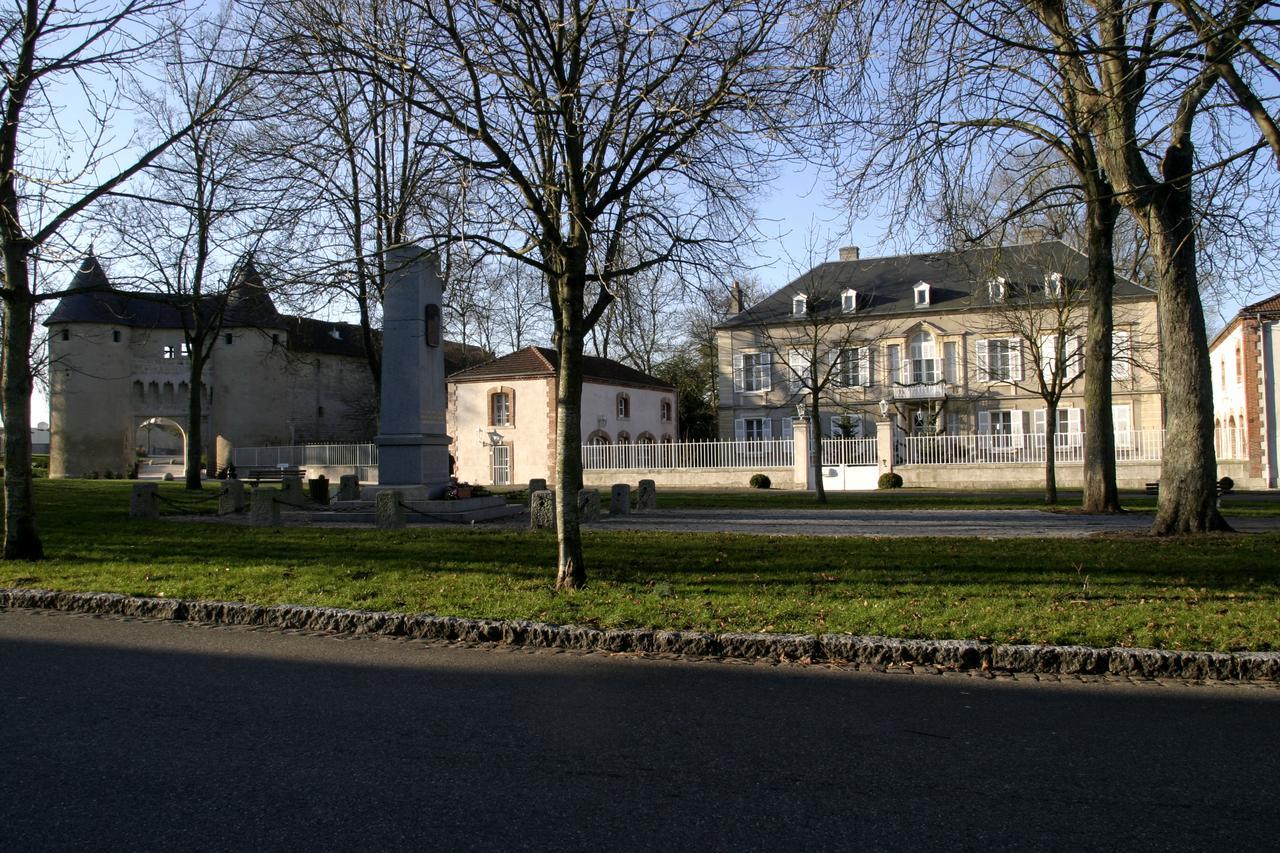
<box><xmin>3</xmin><ymin>480</ymin><xmax>1278</xmax><ymax>653</ymax></box>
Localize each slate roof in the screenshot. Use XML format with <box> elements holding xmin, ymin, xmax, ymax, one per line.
<box><xmin>447</xmin><ymin>346</ymin><xmax>673</xmax><ymax>389</ymax></box>
<box><xmin>718</xmin><ymin>241</ymin><xmax>1154</xmax><ymax>329</ymax></box>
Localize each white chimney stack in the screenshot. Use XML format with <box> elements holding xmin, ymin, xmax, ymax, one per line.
<box><xmin>838</xmin><ymin>246</ymin><xmax>861</xmax><ymax>262</ymax></box>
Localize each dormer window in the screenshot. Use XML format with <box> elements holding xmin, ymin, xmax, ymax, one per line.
<box><xmin>913</xmin><ymin>282</ymin><xmax>931</xmax><ymax>307</ymax></box>
<box><xmin>792</xmin><ymin>294</ymin><xmax>807</xmax><ymax>316</ymax></box>
<box><xmin>841</xmin><ymin>289</ymin><xmax>858</xmax><ymax>313</ymax></box>
<box><xmin>987</xmin><ymin>277</ymin><xmax>1007</xmax><ymax>302</ymax></box>
<box><xmin>1044</xmin><ymin>272</ymin><xmax>1064</xmax><ymax>298</ymax></box>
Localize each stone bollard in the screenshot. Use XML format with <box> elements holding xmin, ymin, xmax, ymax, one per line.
<box><xmin>280</xmin><ymin>475</ymin><xmax>307</xmax><ymax>507</ymax></box>
<box><xmin>577</xmin><ymin>488</ymin><xmax>601</xmax><ymax>522</ymax></box>
<box><xmin>376</xmin><ymin>491</ymin><xmax>406</xmax><ymax>529</ymax></box>
<box><xmin>637</xmin><ymin>479</ymin><xmax>657</xmax><ymax>511</ymax></box>
<box><xmin>129</xmin><ymin>483</ymin><xmax>159</xmax><ymax>520</ymax></box>
<box><xmin>337</xmin><ymin>474</ymin><xmax>361</xmax><ymax>502</ymax></box>
<box><xmin>218</xmin><ymin>479</ymin><xmax>246</xmax><ymax>515</ymax></box>
<box><xmin>527</xmin><ymin>478</ymin><xmax>547</xmax><ymax>504</ymax></box>
<box><xmin>530</xmin><ymin>490</ymin><xmax>556</xmax><ymax>530</ymax></box>
<box><xmin>250</xmin><ymin>489</ymin><xmax>280</xmax><ymax>527</ymax></box>
<box><xmin>610</xmin><ymin>483</ymin><xmax>631</xmax><ymax>516</ymax></box>
<box><xmin>308</xmin><ymin>476</ymin><xmax>330</xmax><ymax>505</ymax></box>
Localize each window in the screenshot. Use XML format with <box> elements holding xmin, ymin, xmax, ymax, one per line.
<box><xmin>943</xmin><ymin>341</ymin><xmax>958</xmax><ymax>384</ymax></box>
<box><xmin>180</xmin><ymin>342</ymin><xmax>191</xmax><ymax>357</ymax></box>
<box><xmin>788</xmin><ymin>349</ymin><xmax>810</xmax><ymax>392</ymax></box>
<box><xmin>835</xmin><ymin>347</ymin><xmax>869</xmax><ymax>387</ymax></box>
<box><xmin>616</xmin><ymin>393</ymin><xmax>630</xmax><ymax>419</ymax></box>
<box><xmin>490</xmin><ymin>391</ymin><xmax>512</xmax><ymax>426</ymax></box>
<box><xmin>792</xmin><ymin>294</ymin><xmax>807</xmax><ymax>316</ymax></box>
<box><xmin>735</xmin><ymin>417</ymin><xmax>771</xmax><ymax>441</ymax></box>
<box><xmin>162</xmin><ymin>345</ymin><xmax>178</xmax><ymax>359</ymax></box>
<box><xmin>887</xmin><ymin>344</ymin><xmax>901</xmax><ymax>384</ymax></box>
<box><xmin>317</xmin><ymin>405</ymin><xmax>325</xmax><ymax>418</ymax></box>
<box><xmin>978</xmin><ymin>409</ymin><xmax>1022</xmax><ymax>449</ymax></box>
<box><xmin>661</xmin><ymin>433</ymin><xmax>673</xmax><ymax>444</ymax></box>
<box><xmin>1034</xmin><ymin>407</ymin><xmax>1083</xmax><ymax>448</ymax></box>
<box><xmin>225</xmin><ymin>333</ymin><xmax>234</xmax><ymax>345</ymax></box>
<box><xmin>908</xmin><ymin>331</ymin><xmax>938</xmax><ymax>383</ymax></box>
<box><xmin>60</xmin><ymin>329</ymin><xmax>70</xmax><ymax>341</ymax></box>
<box><xmin>1112</xmin><ymin>403</ymin><xmax>1133</xmax><ymax>449</ymax></box>
<box><xmin>913</xmin><ymin>282</ymin><xmax>931</xmax><ymax>307</ymax></box>
<box><xmin>587</xmin><ymin>431</ymin><xmax>610</xmax><ymax>446</ymax></box>
<box><xmin>732</xmin><ymin>351</ymin><xmax>772</xmax><ymax>393</ymax></box>
<box><xmin>272</xmin><ymin>333</ymin><xmax>280</xmax><ymax>345</ymax></box>
<box><xmin>660</xmin><ymin>399</ymin><xmax>673</xmax><ymax>422</ymax></box>
<box><xmin>617</xmin><ymin>431</ymin><xmax>631</xmax><ymax>445</ymax></box>
<box><xmin>987</xmin><ymin>277</ymin><xmax>1007</xmax><ymax>302</ymax></box>
<box><xmin>489</xmin><ymin>445</ymin><xmax>511</xmax><ymax>485</ymax></box>
<box><xmin>841</xmin><ymin>289</ymin><xmax>858</xmax><ymax>312</ymax></box>
<box><xmin>1040</xmin><ymin>334</ymin><xmax>1082</xmax><ymax>381</ymax></box>
<box><xmin>977</xmin><ymin>338</ymin><xmax>1020</xmax><ymax>382</ymax></box>
<box><xmin>112</xmin><ymin>330</ymin><xmax>121</xmax><ymax>343</ymax></box>
<box><xmin>1044</xmin><ymin>272</ymin><xmax>1064</xmax><ymax>298</ymax></box>
<box><xmin>1235</xmin><ymin>344</ymin><xmax>1243</xmax><ymax>383</ymax></box>
<box><xmin>637</xmin><ymin>432</ymin><xmax>656</xmax><ymax>445</ymax></box>
<box><xmin>1112</xmin><ymin>330</ymin><xmax>1132</xmax><ymax>380</ymax></box>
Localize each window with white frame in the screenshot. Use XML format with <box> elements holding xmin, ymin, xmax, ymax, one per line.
<box><xmin>792</xmin><ymin>294</ymin><xmax>807</xmax><ymax>316</ymax></box>
<box><xmin>162</xmin><ymin>345</ymin><xmax>178</xmax><ymax>359</ymax></box>
<box><xmin>734</xmin><ymin>417</ymin><xmax>771</xmax><ymax>441</ymax></box>
<box><xmin>835</xmin><ymin>347</ymin><xmax>870</xmax><ymax>387</ymax></box>
<box><xmin>1044</xmin><ymin>272</ymin><xmax>1064</xmax><ymax>298</ymax></box>
<box><xmin>1112</xmin><ymin>403</ymin><xmax>1133</xmax><ymax>449</ymax></box>
<box><xmin>1112</xmin><ymin>329</ymin><xmax>1132</xmax><ymax>379</ymax></box>
<box><xmin>987</xmin><ymin>277</ymin><xmax>1007</xmax><ymax>302</ymax></box>
<box><xmin>908</xmin><ymin>331</ymin><xmax>938</xmax><ymax>383</ymax></box>
<box><xmin>1034</xmin><ymin>407</ymin><xmax>1083</xmax><ymax>448</ymax></box>
<box><xmin>732</xmin><ymin>351</ymin><xmax>772</xmax><ymax>393</ymax></box>
<box><xmin>943</xmin><ymin>340</ymin><xmax>958</xmax><ymax>384</ymax></box>
<box><xmin>616</xmin><ymin>393</ymin><xmax>630</xmax><ymax>419</ymax></box>
<box><xmin>979</xmin><ymin>409</ymin><xmax>1022</xmax><ymax>448</ymax></box>
<box><xmin>841</xmin><ymin>289</ymin><xmax>858</xmax><ymax>312</ymax></box>
<box><xmin>1039</xmin><ymin>334</ymin><xmax>1081</xmax><ymax>383</ymax></box>
<box><xmin>977</xmin><ymin>338</ymin><xmax>1020</xmax><ymax>382</ymax></box>
<box><xmin>490</xmin><ymin>390</ymin><xmax>513</xmax><ymax>426</ymax></box>
<box><xmin>788</xmin><ymin>349</ymin><xmax>811</xmax><ymax>393</ymax></box>
<box><xmin>887</xmin><ymin>344</ymin><xmax>901</xmax><ymax>384</ymax></box>
<box><xmin>913</xmin><ymin>282</ymin><xmax>931</xmax><ymax>307</ymax></box>
<box><xmin>660</xmin><ymin>398</ymin><xmax>672</xmax><ymax>422</ymax></box>
<box><xmin>489</xmin><ymin>444</ymin><xmax>511</xmax><ymax>485</ymax></box>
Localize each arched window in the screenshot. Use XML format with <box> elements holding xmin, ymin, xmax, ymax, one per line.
<box><xmin>616</xmin><ymin>392</ymin><xmax>630</xmax><ymax>419</ymax></box>
<box><xmin>660</xmin><ymin>398</ymin><xmax>673</xmax><ymax>422</ymax></box>
<box><xmin>661</xmin><ymin>433</ymin><xmax>673</xmax><ymax>444</ymax></box>
<box><xmin>637</xmin><ymin>432</ymin><xmax>656</xmax><ymax>445</ymax></box>
<box><xmin>587</xmin><ymin>430</ymin><xmax>611</xmax><ymax>446</ymax></box>
<box><xmin>488</xmin><ymin>387</ymin><xmax>514</xmax><ymax>426</ymax></box>
<box><xmin>617</xmin><ymin>431</ymin><xmax>631</xmax><ymax>445</ymax></box>
<box><xmin>908</xmin><ymin>330</ymin><xmax>938</xmax><ymax>383</ymax></box>
<box><xmin>792</xmin><ymin>294</ymin><xmax>807</xmax><ymax>315</ymax></box>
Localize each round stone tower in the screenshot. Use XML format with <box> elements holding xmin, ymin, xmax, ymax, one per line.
<box><xmin>208</xmin><ymin>256</ymin><xmax>291</xmax><ymax>470</ymax></box>
<box><xmin>47</xmin><ymin>253</ymin><xmax>134</xmax><ymax>477</ymax></box>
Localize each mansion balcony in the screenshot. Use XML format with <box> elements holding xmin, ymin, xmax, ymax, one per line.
<box><xmin>891</xmin><ymin>380</ymin><xmax>948</xmax><ymax>400</ymax></box>
<box><xmin>890</xmin><ymin>358</ymin><xmax>949</xmax><ymax>400</ymax></box>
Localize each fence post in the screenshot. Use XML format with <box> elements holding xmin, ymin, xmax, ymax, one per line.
<box><xmin>877</xmin><ymin>419</ymin><xmax>895</xmax><ymax>476</ymax></box>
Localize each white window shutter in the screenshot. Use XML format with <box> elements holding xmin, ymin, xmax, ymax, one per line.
<box><xmin>1034</xmin><ymin>408</ymin><xmax>1046</xmax><ymax>434</ymax></box>
<box><xmin>759</xmin><ymin>351</ymin><xmax>773</xmax><ymax>392</ymax></box>
<box><xmin>976</xmin><ymin>339</ymin><xmax>989</xmax><ymax>382</ymax></box>
<box><xmin>762</xmin><ymin>418</ymin><xmax>773</xmax><ymax>439</ymax></box>
<box><xmin>1012</xmin><ymin>410</ymin><xmax>1026</xmax><ymax>439</ymax></box>
<box><xmin>1112</xmin><ymin>330</ymin><xmax>1131</xmax><ymax>379</ymax></box>
<box><xmin>860</xmin><ymin>348</ymin><xmax>872</xmax><ymax>386</ymax></box>
<box><xmin>1069</xmin><ymin>336</ymin><xmax>1083</xmax><ymax>374</ymax></box>
<box><xmin>734</xmin><ymin>418</ymin><xmax>745</xmax><ymax>441</ymax></box>
<box><xmin>978</xmin><ymin>410</ymin><xmax>991</xmax><ymax>434</ymax></box>
<box><xmin>1040</xmin><ymin>336</ymin><xmax>1056</xmax><ymax>382</ymax></box>
<box><xmin>1009</xmin><ymin>338</ymin><xmax>1023</xmax><ymax>380</ymax></box>
<box><xmin>732</xmin><ymin>353</ymin><xmax>744</xmax><ymax>393</ymax></box>
<box><xmin>789</xmin><ymin>350</ymin><xmax>805</xmax><ymax>393</ymax></box>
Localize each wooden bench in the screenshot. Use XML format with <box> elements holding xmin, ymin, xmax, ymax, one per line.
<box><xmin>245</xmin><ymin>467</ymin><xmax>306</xmax><ymax>486</ymax></box>
<box><xmin>1145</xmin><ymin>480</ymin><xmax>1233</xmax><ymax>496</ymax></box>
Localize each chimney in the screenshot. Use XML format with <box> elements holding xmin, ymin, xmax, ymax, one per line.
<box><xmin>1019</xmin><ymin>226</ymin><xmax>1046</xmax><ymax>244</ymax></box>
<box><xmin>729</xmin><ymin>280</ymin><xmax>745</xmax><ymax>314</ymax></box>
<box><xmin>838</xmin><ymin>246</ymin><xmax>861</xmax><ymax>262</ymax></box>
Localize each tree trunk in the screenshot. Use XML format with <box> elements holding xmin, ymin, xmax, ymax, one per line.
<box><xmin>1081</xmin><ymin>194</ymin><xmax>1121</xmax><ymax>512</ymax></box>
<box><xmin>2</xmin><ymin>251</ymin><xmax>43</xmax><ymax>560</ymax></box>
<box><xmin>1043</xmin><ymin>404</ymin><xmax>1058</xmax><ymax>505</ymax></box>
<box><xmin>185</xmin><ymin>347</ymin><xmax>206</xmax><ymax>489</ymax></box>
<box><xmin>1143</xmin><ymin>162</ymin><xmax>1229</xmax><ymax>533</ymax></box>
<box><xmin>553</xmin><ymin>277</ymin><xmax>587</xmax><ymax>591</ymax></box>
<box><xmin>810</xmin><ymin>392</ymin><xmax>827</xmax><ymax>504</ymax></box>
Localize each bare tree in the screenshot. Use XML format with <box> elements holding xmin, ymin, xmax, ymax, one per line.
<box><xmin>0</xmin><ymin>1</ymin><xmax>237</xmax><ymax>559</ymax></box>
<box><xmin>287</xmin><ymin>0</ymin><xmax>824</xmax><ymax>588</ymax></box>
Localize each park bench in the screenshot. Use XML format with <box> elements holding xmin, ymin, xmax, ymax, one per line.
<box><xmin>245</xmin><ymin>466</ymin><xmax>306</xmax><ymax>486</ymax></box>
<box><xmin>1145</xmin><ymin>480</ymin><xmax>1234</xmax><ymax>496</ymax></box>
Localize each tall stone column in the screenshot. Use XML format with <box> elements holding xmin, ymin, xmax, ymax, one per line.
<box><xmin>877</xmin><ymin>419</ymin><xmax>895</xmax><ymax>475</ymax></box>
<box><xmin>373</xmin><ymin>245</ymin><xmax>452</xmax><ymax>498</ymax></box>
<box><xmin>791</xmin><ymin>418</ymin><xmax>811</xmax><ymax>489</ymax></box>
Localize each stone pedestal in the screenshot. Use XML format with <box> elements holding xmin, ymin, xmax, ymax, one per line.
<box><xmin>792</xmin><ymin>418</ymin><xmax>812</xmax><ymax>490</ymax></box>
<box><xmin>218</xmin><ymin>479</ymin><xmax>246</xmax><ymax>515</ymax></box>
<box><xmin>337</xmin><ymin>474</ymin><xmax>361</xmax><ymax>502</ymax></box>
<box><xmin>877</xmin><ymin>419</ymin><xmax>895</xmax><ymax>475</ymax></box>
<box><xmin>250</xmin><ymin>489</ymin><xmax>280</xmax><ymax>527</ymax></box>
<box><xmin>374</xmin><ymin>245</ymin><xmax>451</xmax><ymax>498</ymax></box>
<box><xmin>610</xmin><ymin>484</ymin><xmax>630</xmax><ymax>516</ymax></box>
<box><xmin>280</xmin><ymin>475</ymin><xmax>307</xmax><ymax>506</ymax></box>
<box><xmin>376</xmin><ymin>491</ymin><xmax>406</xmax><ymax>529</ymax></box>
<box><xmin>637</xmin><ymin>479</ymin><xmax>656</xmax><ymax>511</ymax></box>
<box><xmin>530</xmin><ymin>490</ymin><xmax>556</xmax><ymax>529</ymax></box>
<box><xmin>130</xmin><ymin>483</ymin><xmax>159</xmax><ymax>519</ymax></box>
<box><xmin>577</xmin><ymin>488</ymin><xmax>601</xmax><ymax>522</ymax></box>
<box><xmin>528</xmin><ymin>478</ymin><xmax>547</xmax><ymax>501</ymax></box>
<box><xmin>308</xmin><ymin>476</ymin><xmax>330</xmax><ymax>505</ymax></box>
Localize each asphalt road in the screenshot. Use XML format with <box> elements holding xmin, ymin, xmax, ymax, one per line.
<box><xmin>587</xmin><ymin>507</ymin><xmax>1280</xmax><ymax>537</ymax></box>
<box><xmin>3</xmin><ymin>608</ymin><xmax>1278</xmax><ymax>852</ymax></box>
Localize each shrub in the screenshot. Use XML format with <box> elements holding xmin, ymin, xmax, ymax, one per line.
<box><xmin>877</xmin><ymin>472</ymin><xmax>903</xmax><ymax>489</ymax></box>
<box><xmin>1218</xmin><ymin>476</ymin><xmax>1234</xmax><ymax>494</ymax></box>
<box><xmin>749</xmin><ymin>473</ymin><xmax>771</xmax><ymax>489</ymax></box>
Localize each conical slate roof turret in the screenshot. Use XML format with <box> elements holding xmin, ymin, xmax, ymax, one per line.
<box><xmin>70</xmin><ymin>249</ymin><xmax>111</xmax><ymax>291</ymax></box>
<box><xmin>223</xmin><ymin>253</ymin><xmax>282</xmax><ymax>328</ymax></box>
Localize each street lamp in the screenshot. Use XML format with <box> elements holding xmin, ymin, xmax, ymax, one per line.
<box><xmin>878</xmin><ymin>398</ymin><xmax>890</xmax><ymax>419</ymax></box>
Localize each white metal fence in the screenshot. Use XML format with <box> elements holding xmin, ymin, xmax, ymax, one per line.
<box><xmin>820</xmin><ymin>437</ymin><xmax>878</xmax><ymax>466</ymax></box>
<box><xmin>232</xmin><ymin>443</ymin><xmax>379</xmax><ymax>469</ymax></box>
<box><xmin>897</xmin><ymin>429</ymin><xmax>1165</xmax><ymax>466</ymax></box>
<box><xmin>582</xmin><ymin>438</ymin><xmax>793</xmax><ymax>470</ymax></box>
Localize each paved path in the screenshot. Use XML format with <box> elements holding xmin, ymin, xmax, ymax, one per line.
<box><xmin>587</xmin><ymin>507</ymin><xmax>1280</xmax><ymax>537</ymax></box>
<box><xmin>3</xmin><ymin>608</ymin><xmax>1278</xmax><ymax>851</ymax></box>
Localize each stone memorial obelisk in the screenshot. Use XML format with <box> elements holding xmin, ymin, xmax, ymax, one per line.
<box><xmin>368</xmin><ymin>245</ymin><xmax>452</xmax><ymax>500</ymax></box>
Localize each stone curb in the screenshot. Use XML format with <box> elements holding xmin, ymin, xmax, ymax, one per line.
<box><xmin>3</xmin><ymin>587</ymin><xmax>1277</xmax><ymax>681</ymax></box>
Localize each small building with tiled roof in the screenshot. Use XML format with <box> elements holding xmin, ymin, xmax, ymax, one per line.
<box><xmin>45</xmin><ymin>251</ymin><xmax>487</xmax><ymax>478</ymax></box>
<box><xmin>448</xmin><ymin>346</ymin><xmax>677</xmax><ymax>486</ymax></box>
<box><xmin>1209</xmin><ymin>291</ymin><xmax>1280</xmax><ymax>488</ymax></box>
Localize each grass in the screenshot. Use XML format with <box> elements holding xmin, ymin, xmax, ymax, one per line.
<box><xmin>2</xmin><ymin>480</ymin><xmax>1278</xmax><ymax>653</ymax></box>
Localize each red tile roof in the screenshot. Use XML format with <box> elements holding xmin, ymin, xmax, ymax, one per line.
<box><xmin>448</xmin><ymin>346</ymin><xmax>672</xmax><ymax>389</ymax></box>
